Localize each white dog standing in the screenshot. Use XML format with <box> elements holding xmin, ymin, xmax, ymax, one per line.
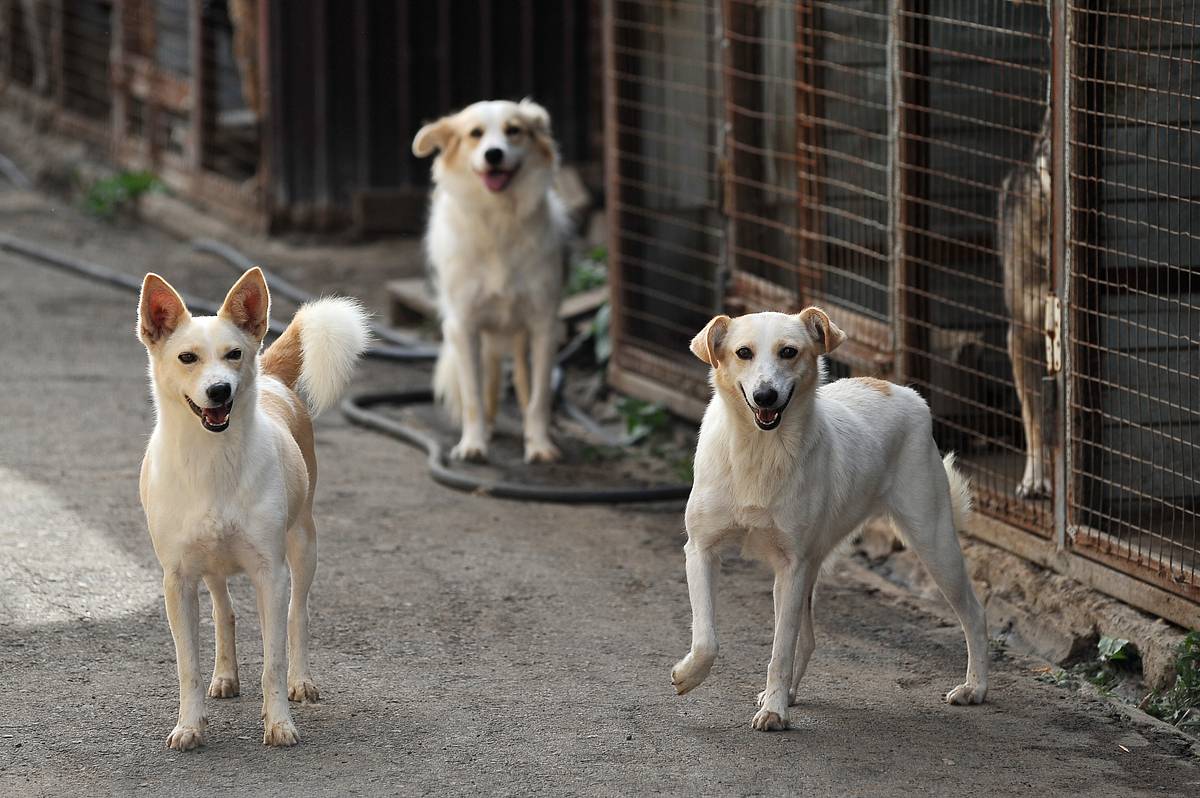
<box><xmin>412</xmin><ymin>99</ymin><xmax>569</xmax><ymax>463</ymax></box>
<box><xmin>137</xmin><ymin>268</ymin><xmax>368</xmax><ymax>750</ymax></box>
<box><xmin>671</xmin><ymin>309</ymin><xmax>988</xmax><ymax>731</ymax></box>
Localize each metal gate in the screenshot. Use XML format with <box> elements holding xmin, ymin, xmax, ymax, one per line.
<box><xmin>604</xmin><ymin>0</ymin><xmax>1199</xmax><ymax>626</ymax></box>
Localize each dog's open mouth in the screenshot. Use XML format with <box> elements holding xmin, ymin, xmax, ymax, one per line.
<box><xmin>480</xmin><ymin>167</ymin><xmax>517</xmax><ymax>192</ymax></box>
<box><xmin>186</xmin><ymin>395</ymin><xmax>233</xmax><ymax>433</ymax></box>
<box><xmin>741</xmin><ymin>385</ymin><xmax>793</xmax><ymax>432</ymax></box>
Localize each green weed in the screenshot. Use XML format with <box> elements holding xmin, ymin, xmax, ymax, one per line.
<box><xmin>83</xmin><ymin>171</ymin><xmax>162</xmax><ymax>220</ymax></box>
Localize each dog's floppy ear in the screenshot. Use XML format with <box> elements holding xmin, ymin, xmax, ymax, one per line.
<box><xmin>412</xmin><ymin>117</ymin><xmax>454</xmax><ymax>158</ymax></box>
<box><xmin>690</xmin><ymin>315</ymin><xmax>731</xmax><ymax>367</ymax></box>
<box><xmin>518</xmin><ymin>98</ymin><xmax>557</xmax><ymax>159</ymax></box>
<box><xmin>219</xmin><ymin>267</ymin><xmax>271</xmax><ymax>342</ymax></box>
<box><xmin>518</xmin><ymin>98</ymin><xmax>551</xmax><ymax>134</ymax></box>
<box><xmin>797</xmin><ymin>306</ymin><xmax>846</xmax><ymax>354</ymax></box>
<box><xmin>138</xmin><ymin>273</ymin><xmax>190</xmax><ymax>347</ymax></box>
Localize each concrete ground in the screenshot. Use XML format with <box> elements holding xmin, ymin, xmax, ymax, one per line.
<box><xmin>1</xmin><ymin>181</ymin><xmax>1198</xmax><ymax>798</ymax></box>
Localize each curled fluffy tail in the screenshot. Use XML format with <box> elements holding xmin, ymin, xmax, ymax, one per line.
<box><xmin>942</xmin><ymin>452</ymin><xmax>974</xmax><ymax>532</ymax></box>
<box><xmin>261</xmin><ymin>297</ymin><xmax>371</xmax><ymax>417</ymax></box>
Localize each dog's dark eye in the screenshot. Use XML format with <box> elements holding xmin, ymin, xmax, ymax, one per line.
<box><xmin>505</xmin><ymin>125</ymin><xmax>522</xmax><ymax>137</ymax></box>
<box><xmin>469</xmin><ymin>127</ymin><xmax>484</xmax><ymax>139</ymax></box>
<box><xmin>226</xmin><ymin>349</ymin><xmax>242</xmax><ymax>361</ymax></box>
<box><xmin>779</xmin><ymin>346</ymin><xmax>798</xmax><ymax>359</ymax></box>
<box><xmin>735</xmin><ymin>347</ymin><xmax>753</xmax><ymax>360</ymax></box>
<box><xmin>178</xmin><ymin>352</ymin><xmax>198</xmax><ymax>364</ymax></box>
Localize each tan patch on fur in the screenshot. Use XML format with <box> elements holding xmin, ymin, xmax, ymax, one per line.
<box><xmin>260</xmin><ymin>381</ymin><xmax>317</xmax><ymax>497</ymax></box>
<box><xmin>852</xmin><ymin>377</ymin><xmax>893</xmax><ymax>396</ymax></box>
<box><xmin>260</xmin><ymin>321</ymin><xmax>303</xmax><ymax>389</ymax></box>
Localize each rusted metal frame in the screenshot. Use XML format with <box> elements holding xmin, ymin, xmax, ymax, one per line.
<box><xmin>396</xmin><ymin>0</ymin><xmax>411</xmax><ymax>186</ymax></box>
<box><xmin>187</xmin><ymin>0</ymin><xmax>206</xmax><ymax>172</ymax></box>
<box><xmin>255</xmin><ymin>0</ymin><xmax>271</xmax><ymax>223</ymax></box>
<box><xmin>891</xmin><ymin>0</ymin><xmax>930</xmax><ymax>386</ymax></box>
<box><xmin>109</xmin><ymin>0</ymin><xmax>128</xmax><ymax>158</ymax></box>
<box><xmin>720</xmin><ymin>0</ymin><xmax>763</xmax><ymax>298</ymax></box>
<box><xmin>1050</xmin><ymin>0</ymin><xmax>1072</xmax><ymax>551</ymax></box>
<box><xmin>1069</xmin><ymin>527</ymin><xmax>1200</xmax><ymax>605</ymax></box>
<box><xmin>311</xmin><ymin>0</ymin><xmax>329</xmax><ymax>223</ymax></box>
<box><xmin>602</xmin><ymin>0</ymin><xmax>627</xmax><ymax>357</ymax></box>
<box><xmin>114</xmin><ymin>56</ymin><xmax>191</xmax><ymax>111</ymax></box>
<box><xmin>965</xmin><ymin>512</ymin><xmax>1199</xmax><ymax>630</ymax></box>
<box><xmin>139</xmin><ymin>0</ymin><xmax>159</xmax><ymax>165</ymax></box>
<box><xmin>794</xmin><ymin>0</ymin><xmax>823</xmax><ymax>305</ymax></box>
<box><xmin>354</xmin><ymin>0</ymin><xmax>371</xmax><ymax>190</ymax></box>
<box><xmin>1066</xmin><ymin>1</ymin><xmax>1105</xmax><ymax>558</ymax></box>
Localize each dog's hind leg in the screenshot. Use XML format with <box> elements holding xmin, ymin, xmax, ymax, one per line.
<box><xmin>888</xmin><ymin>450</ymin><xmax>988</xmax><ymax>705</ymax></box>
<box><xmin>1010</xmin><ymin>324</ymin><xmax>1049</xmax><ymax>499</ymax></box>
<box><xmin>164</xmin><ymin>572</ymin><xmax>207</xmax><ymax>751</ymax></box>
<box><xmin>671</xmin><ymin>537</ymin><xmax>720</xmax><ymax>696</ymax></box>
<box><xmin>286</xmin><ymin>512</ymin><xmax>319</xmax><ymax>703</ymax></box>
<box><xmin>204</xmin><ymin>575</ymin><xmax>240</xmax><ymax>698</ymax></box>
<box><xmin>253</xmin><ymin>563</ymin><xmax>299</xmax><ymax>746</ymax></box>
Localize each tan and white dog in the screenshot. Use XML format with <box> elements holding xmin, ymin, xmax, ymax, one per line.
<box><xmin>671</xmin><ymin>309</ymin><xmax>988</xmax><ymax>731</ymax></box>
<box><xmin>137</xmin><ymin>268</ymin><xmax>368</xmax><ymax>751</ymax></box>
<box><xmin>413</xmin><ymin>99</ymin><xmax>569</xmax><ymax>463</ymax></box>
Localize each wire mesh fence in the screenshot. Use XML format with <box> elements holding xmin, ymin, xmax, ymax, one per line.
<box><xmin>1069</xmin><ymin>0</ymin><xmax>1199</xmax><ymax>598</ymax></box>
<box><xmin>605</xmin><ymin>0</ymin><xmax>1200</xmax><ymax>612</ymax></box>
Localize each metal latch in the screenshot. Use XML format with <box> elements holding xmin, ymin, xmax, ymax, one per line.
<box><xmin>1044</xmin><ymin>295</ymin><xmax>1062</xmax><ymax>374</ymax></box>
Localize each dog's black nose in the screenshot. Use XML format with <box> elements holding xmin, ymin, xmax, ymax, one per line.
<box><xmin>753</xmin><ymin>387</ymin><xmax>778</xmax><ymax>407</ymax></box>
<box><xmin>207</xmin><ymin>382</ymin><xmax>232</xmax><ymax>404</ymax></box>
<box><xmin>484</xmin><ymin>147</ymin><xmax>504</xmax><ymax>166</ymax></box>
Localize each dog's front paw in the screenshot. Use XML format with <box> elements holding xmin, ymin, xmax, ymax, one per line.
<box><xmin>208</xmin><ymin>675</ymin><xmax>240</xmax><ymax>699</ymax></box>
<box><xmin>671</xmin><ymin>650</ymin><xmax>715</xmax><ymax>695</ymax></box>
<box><xmin>524</xmin><ymin>439</ymin><xmax>561</xmax><ymax>464</ymax></box>
<box><xmin>166</xmin><ymin>724</ymin><xmax>205</xmax><ymax>751</ymax></box>
<box><xmin>288</xmin><ymin>679</ymin><xmax>320</xmax><ymax>703</ymax></box>
<box><xmin>263</xmin><ymin>718</ymin><xmax>299</xmax><ymax>747</ymax></box>
<box><xmin>450</xmin><ymin>438</ymin><xmax>488</xmax><ymax>462</ymax></box>
<box><xmin>945</xmin><ymin>681</ymin><xmax>987</xmax><ymax>706</ymax></box>
<box><xmin>756</xmin><ymin>689</ymin><xmax>798</xmax><ymax>708</ymax></box>
<box><xmin>750</xmin><ymin>707</ymin><xmax>788</xmax><ymax>732</ymax></box>
<box><xmin>1015</xmin><ymin>477</ymin><xmax>1050</xmax><ymax>500</ymax></box>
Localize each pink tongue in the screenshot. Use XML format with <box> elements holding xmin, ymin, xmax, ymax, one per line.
<box><xmin>756</xmin><ymin>408</ymin><xmax>779</xmax><ymax>424</ymax></box>
<box><xmin>483</xmin><ymin>171</ymin><xmax>512</xmax><ymax>192</ymax></box>
<box><xmin>203</xmin><ymin>406</ymin><xmax>230</xmax><ymax>425</ymax></box>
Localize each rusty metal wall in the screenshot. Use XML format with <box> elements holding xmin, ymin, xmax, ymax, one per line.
<box><xmin>605</xmin><ymin>0</ymin><xmax>1199</xmax><ymax>616</ymax></box>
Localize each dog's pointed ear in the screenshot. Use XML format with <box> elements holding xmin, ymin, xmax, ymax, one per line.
<box><xmin>797</xmin><ymin>306</ymin><xmax>846</xmax><ymax>354</ymax></box>
<box><xmin>690</xmin><ymin>315</ymin><xmax>731</xmax><ymax>367</ymax></box>
<box><xmin>219</xmin><ymin>267</ymin><xmax>271</xmax><ymax>342</ymax></box>
<box><xmin>412</xmin><ymin>117</ymin><xmax>453</xmax><ymax>158</ymax></box>
<box><xmin>138</xmin><ymin>273</ymin><xmax>190</xmax><ymax>347</ymax></box>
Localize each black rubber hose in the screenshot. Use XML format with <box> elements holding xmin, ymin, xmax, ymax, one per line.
<box><xmin>191</xmin><ymin>237</ymin><xmax>436</xmax><ymax>354</ymax></box>
<box><xmin>0</xmin><ymin>233</ymin><xmax>432</xmax><ymax>362</ymax></box>
<box><xmin>1</xmin><ymin>232</ymin><xmax>692</xmax><ymax>503</ymax></box>
<box><xmin>342</xmin><ymin>390</ymin><xmax>690</xmax><ymax>503</ymax></box>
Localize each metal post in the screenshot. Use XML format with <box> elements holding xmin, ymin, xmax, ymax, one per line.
<box><xmin>1050</xmin><ymin>0</ymin><xmax>1071</xmax><ymax>551</ymax></box>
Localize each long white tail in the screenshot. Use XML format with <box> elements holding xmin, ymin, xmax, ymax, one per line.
<box><xmin>942</xmin><ymin>452</ymin><xmax>974</xmax><ymax>532</ymax></box>
<box><xmin>262</xmin><ymin>297</ymin><xmax>371</xmax><ymax>417</ymax></box>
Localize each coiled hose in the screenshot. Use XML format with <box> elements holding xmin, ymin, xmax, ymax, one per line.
<box><xmin>0</xmin><ymin>231</ymin><xmax>692</xmax><ymax>504</ymax></box>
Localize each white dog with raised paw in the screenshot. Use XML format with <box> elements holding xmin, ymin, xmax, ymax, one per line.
<box><xmin>136</xmin><ymin>268</ymin><xmax>369</xmax><ymax>750</ymax></box>
<box><xmin>671</xmin><ymin>308</ymin><xmax>989</xmax><ymax>731</ymax></box>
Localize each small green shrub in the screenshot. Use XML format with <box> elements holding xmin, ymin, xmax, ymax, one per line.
<box><xmin>83</xmin><ymin>171</ymin><xmax>162</xmax><ymax>219</ymax></box>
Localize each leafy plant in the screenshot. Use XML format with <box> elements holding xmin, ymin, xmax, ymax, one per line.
<box><xmin>616</xmin><ymin>397</ymin><xmax>669</xmax><ymax>441</ymax></box>
<box><xmin>83</xmin><ymin>170</ymin><xmax>162</xmax><ymax>219</ymax></box>
<box><xmin>1145</xmin><ymin>631</ymin><xmax>1200</xmax><ymax>732</ymax></box>
<box><xmin>567</xmin><ymin>246</ymin><xmax>608</xmax><ymax>296</ymax></box>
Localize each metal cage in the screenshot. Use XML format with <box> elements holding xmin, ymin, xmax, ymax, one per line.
<box><xmin>604</xmin><ymin>0</ymin><xmax>1199</xmax><ymax>625</ymax></box>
